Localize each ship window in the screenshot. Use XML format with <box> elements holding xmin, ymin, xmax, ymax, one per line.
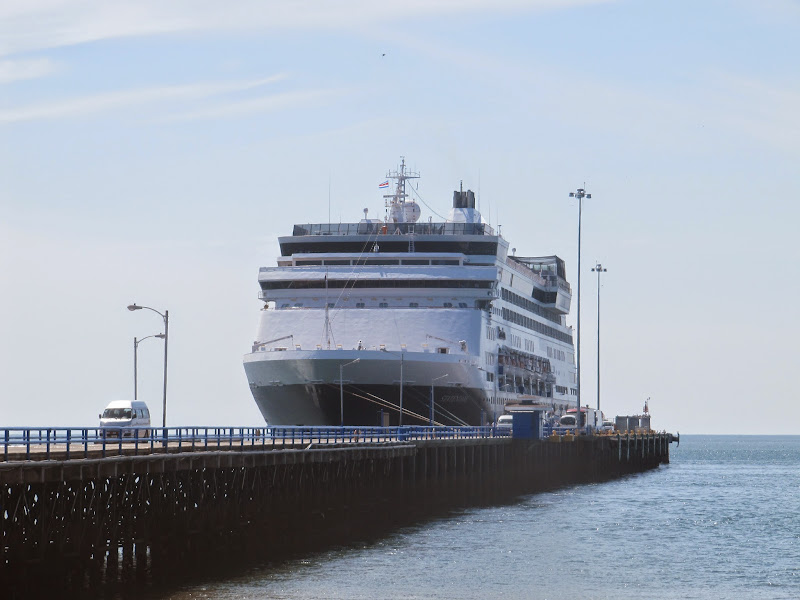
<box><xmin>379</xmin><ymin>302</ymin><xmax>388</xmax><ymax>308</ymax></box>
<box><xmin>409</xmin><ymin>302</ymin><xmax>419</xmax><ymax>308</ymax></box>
<box><xmin>261</xmin><ymin>279</ymin><xmax>494</xmax><ymax>290</ymax></box>
<box><xmin>431</xmin><ymin>259</ymin><xmax>459</xmax><ymax>265</ymax></box>
<box><xmin>437</xmin><ymin>347</ymin><xmax>449</xmax><ymax>354</ymax></box>
<box><xmin>281</xmin><ymin>303</ymin><xmax>290</xmax><ymax>308</ymax></box>
<box><xmin>401</xmin><ymin>259</ymin><xmax>429</xmax><ymax>265</ymax></box>
<box><xmin>356</xmin><ymin>302</ymin><xmax>365</xmax><ymax>308</ymax></box>
<box><xmin>443</xmin><ymin>302</ymin><xmax>453</xmax><ymax>308</ymax></box>
<box><xmin>458</xmin><ymin>302</ymin><xmax>467</xmax><ymax>308</ymax></box>
<box><xmin>327</xmin><ymin>303</ymin><xmax>335</xmax><ymax>308</ymax></box>
<box><xmin>323</xmin><ymin>260</ymin><xmax>350</xmax><ymax>265</ymax></box>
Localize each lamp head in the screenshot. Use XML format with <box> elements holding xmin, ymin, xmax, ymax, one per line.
<box><xmin>127</xmin><ymin>304</ymin><xmax>141</xmax><ymax>311</ymax></box>
<box><xmin>155</xmin><ymin>333</ymin><xmax>166</xmax><ymax>339</ymax></box>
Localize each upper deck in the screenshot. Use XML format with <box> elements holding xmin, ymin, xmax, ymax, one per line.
<box><xmin>281</xmin><ymin>221</ymin><xmax>501</xmax><ymax>257</ymax></box>
<box><xmin>291</xmin><ymin>221</ymin><xmax>495</xmax><ymax>237</ymax></box>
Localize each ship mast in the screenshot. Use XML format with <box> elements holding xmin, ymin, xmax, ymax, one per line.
<box><xmin>384</xmin><ymin>157</ymin><xmax>420</xmax><ymax>222</ymax></box>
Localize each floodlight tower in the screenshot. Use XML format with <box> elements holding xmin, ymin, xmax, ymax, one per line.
<box><xmin>568</xmin><ymin>187</ymin><xmax>591</xmax><ymax>429</ymax></box>
<box><xmin>591</xmin><ymin>263</ymin><xmax>607</xmax><ymax>412</ymax></box>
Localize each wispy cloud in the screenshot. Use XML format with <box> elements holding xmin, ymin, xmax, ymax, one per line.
<box><xmin>0</xmin><ymin>58</ymin><xmax>56</xmax><ymax>83</ymax></box>
<box><xmin>166</xmin><ymin>88</ymin><xmax>347</xmax><ymax>122</ymax></box>
<box><xmin>0</xmin><ymin>0</ymin><xmax>612</xmax><ymax>58</ymax></box>
<box><xmin>396</xmin><ymin>26</ymin><xmax>800</xmax><ymax>157</ymax></box>
<box><xmin>0</xmin><ymin>74</ymin><xmax>287</xmax><ymax>124</ymax></box>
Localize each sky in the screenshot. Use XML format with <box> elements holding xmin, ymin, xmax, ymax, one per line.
<box><xmin>1</xmin><ymin>0</ymin><xmax>798</xmax><ymax>434</ymax></box>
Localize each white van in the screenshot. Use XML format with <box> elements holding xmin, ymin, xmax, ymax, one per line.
<box><xmin>496</xmin><ymin>414</ymin><xmax>513</xmax><ymax>432</ymax></box>
<box><xmin>99</xmin><ymin>400</ymin><xmax>151</xmax><ymax>438</ymax></box>
<box><xmin>559</xmin><ymin>414</ymin><xmax>577</xmax><ymax>428</ymax></box>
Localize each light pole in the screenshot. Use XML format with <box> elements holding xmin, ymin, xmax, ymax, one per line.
<box><xmin>430</xmin><ymin>373</ymin><xmax>449</xmax><ymax>425</ymax></box>
<box><xmin>128</xmin><ymin>304</ymin><xmax>169</xmax><ymax>427</ymax></box>
<box><xmin>568</xmin><ymin>187</ymin><xmax>591</xmax><ymax>430</ymax></box>
<box><xmin>591</xmin><ymin>263</ymin><xmax>607</xmax><ymax>413</ymax></box>
<box><xmin>339</xmin><ymin>358</ymin><xmax>360</xmax><ymax>426</ymax></box>
<box><xmin>399</xmin><ymin>352</ymin><xmax>404</xmax><ymax>426</ymax></box>
<box><xmin>133</xmin><ymin>333</ymin><xmax>165</xmax><ymax>400</ymax></box>
<box><xmin>381</xmin><ymin>348</ymin><xmax>407</xmax><ymax>426</ymax></box>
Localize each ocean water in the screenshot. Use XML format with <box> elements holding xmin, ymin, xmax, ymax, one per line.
<box><xmin>164</xmin><ymin>436</ymin><xmax>800</xmax><ymax>599</ymax></box>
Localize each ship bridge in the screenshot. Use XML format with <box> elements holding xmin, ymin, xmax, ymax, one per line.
<box><xmin>279</xmin><ymin>222</ymin><xmax>500</xmax><ymax>257</ymax></box>
<box><xmin>505</xmin><ymin>255</ymin><xmax>572</xmax><ymax>314</ymax></box>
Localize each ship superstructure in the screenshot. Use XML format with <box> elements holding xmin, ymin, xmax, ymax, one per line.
<box><xmin>243</xmin><ymin>159</ymin><xmax>577</xmax><ymax>426</ymax></box>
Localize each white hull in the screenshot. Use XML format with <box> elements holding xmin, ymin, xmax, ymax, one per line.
<box><xmin>244</xmin><ymin>349</ymin><xmax>488</xmax><ymax>426</ymax></box>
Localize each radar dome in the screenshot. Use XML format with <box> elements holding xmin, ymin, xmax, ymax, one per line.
<box><xmin>403</xmin><ymin>202</ymin><xmax>421</xmax><ymax>223</ymax></box>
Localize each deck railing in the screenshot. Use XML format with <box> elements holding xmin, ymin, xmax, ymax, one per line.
<box><xmin>0</xmin><ymin>425</ymin><xmax>623</xmax><ymax>462</ymax></box>
<box><xmin>292</xmin><ymin>222</ymin><xmax>495</xmax><ymax>237</ymax></box>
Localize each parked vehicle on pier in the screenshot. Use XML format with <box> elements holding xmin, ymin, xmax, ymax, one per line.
<box><xmin>559</xmin><ymin>414</ymin><xmax>577</xmax><ymax>428</ymax></box>
<box><xmin>496</xmin><ymin>414</ymin><xmax>513</xmax><ymax>432</ymax></box>
<box><xmin>99</xmin><ymin>400</ymin><xmax>151</xmax><ymax>438</ymax></box>
<box><xmin>565</xmin><ymin>406</ymin><xmax>606</xmax><ymax>432</ymax></box>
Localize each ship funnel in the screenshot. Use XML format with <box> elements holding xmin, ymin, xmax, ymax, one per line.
<box><xmin>452</xmin><ymin>189</ymin><xmax>476</xmax><ymax>209</ymax></box>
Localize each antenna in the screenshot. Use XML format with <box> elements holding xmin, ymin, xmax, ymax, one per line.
<box><xmin>383</xmin><ymin>156</ymin><xmax>421</xmax><ymax>223</ymax></box>
<box><xmin>477</xmin><ymin>170</ymin><xmax>481</xmax><ymax>213</ymax></box>
<box><xmin>383</xmin><ymin>156</ymin><xmax>420</xmax><ymax>206</ymax></box>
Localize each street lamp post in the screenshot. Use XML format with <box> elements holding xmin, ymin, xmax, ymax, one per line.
<box><xmin>339</xmin><ymin>358</ymin><xmax>360</xmax><ymax>427</ymax></box>
<box><xmin>568</xmin><ymin>188</ymin><xmax>591</xmax><ymax>430</ymax></box>
<box><xmin>128</xmin><ymin>304</ymin><xmax>169</xmax><ymax>427</ymax></box>
<box><xmin>399</xmin><ymin>352</ymin><xmax>404</xmax><ymax>426</ymax></box>
<box><xmin>591</xmin><ymin>263</ymin><xmax>607</xmax><ymax>413</ymax></box>
<box><xmin>381</xmin><ymin>348</ymin><xmax>407</xmax><ymax>426</ymax></box>
<box><xmin>133</xmin><ymin>334</ymin><xmax>165</xmax><ymax>400</ymax></box>
<box><xmin>430</xmin><ymin>373</ymin><xmax>449</xmax><ymax>426</ymax></box>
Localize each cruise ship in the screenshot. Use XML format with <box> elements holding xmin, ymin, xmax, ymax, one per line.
<box><xmin>243</xmin><ymin>159</ymin><xmax>577</xmax><ymax>426</ymax></box>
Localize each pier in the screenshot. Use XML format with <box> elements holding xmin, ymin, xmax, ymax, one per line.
<box><xmin>0</xmin><ymin>426</ymin><xmax>675</xmax><ymax>598</ymax></box>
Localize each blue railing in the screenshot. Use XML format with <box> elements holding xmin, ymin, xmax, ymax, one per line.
<box><xmin>0</xmin><ymin>425</ymin><xmax>515</xmax><ymax>462</ymax></box>
<box><xmin>0</xmin><ymin>424</ymin><xmax>621</xmax><ymax>462</ymax></box>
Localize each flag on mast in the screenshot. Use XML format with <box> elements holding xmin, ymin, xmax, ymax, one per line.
<box><xmin>378</xmin><ymin>180</ymin><xmax>389</xmax><ymax>188</ymax></box>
